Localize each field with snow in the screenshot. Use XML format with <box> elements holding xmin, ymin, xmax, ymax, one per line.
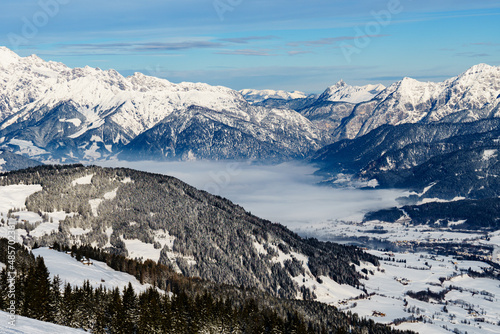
<box><xmin>0</xmin><ymin>311</ymin><xmax>86</xmax><ymax>334</ymax></box>
<box><xmin>295</xmin><ymin>219</ymin><xmax>488</xmax><ymax>245</ymax></box>
<box><xmin>342</xmin><ymin>251</ymin><xmax>500</xmax><ymax>334</ymax></box>
<box><xmin>32</xmin><ymin>248</ymin><xmax>152</xmax><ymax>293</ymax></box>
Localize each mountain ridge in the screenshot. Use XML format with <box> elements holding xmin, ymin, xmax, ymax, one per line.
<box><xmin>0</xmin><ymin>47</ymin><xmax>323</xmax><ymax>162</ymax></box>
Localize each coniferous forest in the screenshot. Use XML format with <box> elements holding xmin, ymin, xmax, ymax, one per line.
<box><xmin>1</xmin><ymin>165</ymin><xmax>378</xmax><ymax>299</ymax></box>
<box><xmin>0</xmin><ymin>238</ymin><xmax>415</xmax><ymax>334</ymax></box>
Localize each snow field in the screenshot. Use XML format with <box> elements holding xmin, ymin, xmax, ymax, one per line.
<box><xmin>32</xmin><ymin>248</ymin><xmax>151</xmax><ymax>293</ymax></box>
<box><xmin>0</xmin><ymin>310</ymin><xmax>86</xmax><ymax>334</ymax></box>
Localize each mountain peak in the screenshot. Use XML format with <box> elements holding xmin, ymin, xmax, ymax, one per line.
<box><xmin>457</xmin><ymin>63</ymin><xmax>499</xmax><ymax>81</ymax></box>
<box><xmin>239</xmin><ymin>89</ymin><xmax>308</xmax><ymax>103</ymax></box>
<box><xmin>334</xmin><ymin>79</ymin><xmax>347</xmax><ymax>87</ymax></box>
<box><xmin>464</xmin><ymin>63</ymin><xmax>496</xmax><ymax>73</ymax></box>
<box><xmin>0</xmin><ymin>46</ymin><xmax>21</xmax><ymax>68</ymax></box>
<box><xmin>319</xmin><ymin>81</ymin><xmax>385</xmax><ymax>104</ymax></box>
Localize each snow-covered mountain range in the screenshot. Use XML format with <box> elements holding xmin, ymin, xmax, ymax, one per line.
<box><xmin>1</xmin><ymin>45</ymin><xmax>500</xmax><ymax>163</ymax></box>
<box><xmin>316</xmin><ymin>80</ymin><xmax>385</xmax><ymax>104</ymax></box>
<box><xmin>239</xmin><ymin>88</ymin><xmax>311</xmax><ymax>103</ymax></box>
<box><xmin>331</xmin><ymin>63</ymin><xmax>500</xmax><ymax>140</ymax></box>
<box><xmin>0</xmin><ymin>47</ymin><xmax>322</xmax><ymax>162</ymax></box>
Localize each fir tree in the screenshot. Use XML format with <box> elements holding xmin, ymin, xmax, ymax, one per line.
<box><xmin>23</xmin><ymin>256</ymin><xmax>53</xmax><ymax>322</ymax></box>
<box><xmin>122</xmin><ymin>282</ymin><xmax>138</xmax><ymax>333</ymax></box>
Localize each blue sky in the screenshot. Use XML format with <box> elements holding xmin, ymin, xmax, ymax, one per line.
<box><xmin>1</xmin><ymin>0</ymin><xmax>499</xmax><ymax>92</ymax></box>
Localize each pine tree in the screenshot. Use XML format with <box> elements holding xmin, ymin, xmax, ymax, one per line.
<box><xmin>50</xmin><ymin>275</ymin><xmax>62</xmax><ymax>324</ymax></box>
<box><xmin>23</xmin><ymin>256</ymin><xmax>53</xmax><ymax>322</ymax></box>
<box><xmin>122</xmin><ymin>282</ymin><xmax>138</xmax><ymax>333</ymax></box>
<box><xmin>92</xmin><ymin>285</ymin><xmax>108</xmax><ymax>334</ymax></box>
<box><xmin>80</xmin><ymin>280</ymin><xmax>95</xmax><ymax>331</ymax></box>
<box><xmin>138</xmin><ymin>287</ymin><xmax>164</xmax><ymax>334</ymax></box>
<box><xmin>0</xmin><ymin>268</ymin><xmax>7</xmax><ymax>310</ymax></box>
<box><xmin>107</xmin><ymin>287</ymin><xmax>124</xmax><ymax>333</ymax></box>
<box><xmin>60</xmin><ymin>283</ymin><xmax>76</xmax><ymax>327</ymax></box>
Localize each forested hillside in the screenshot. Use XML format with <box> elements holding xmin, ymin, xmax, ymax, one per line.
<box><xmin>0</xmin><ymin>238</ymin><xmax>415</xmax><ymax>334</ymax></box>
<box><xmin>1</xmin><ymin>165</ymin><xmax>377</xmax><ymax>300</ymax></box>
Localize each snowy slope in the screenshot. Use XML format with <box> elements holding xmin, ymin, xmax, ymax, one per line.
<box><xmin>317</xmin><ymin>80</ymin><xmax>385</xmax><ymax>104</ymax></box>
<box><xmin>0</xmin><ymin>311</ymin><xmax>87</xmax><ymax>334</ymax></box>
<box><xmin>239</xmin><ymin>88</ymin><xmax>309</xmax><ymax>103</ymax></box>
<box><xmin>32</xmin><ymin>248</ymin><xmax>151</xmax><ymax>292</ymax></box>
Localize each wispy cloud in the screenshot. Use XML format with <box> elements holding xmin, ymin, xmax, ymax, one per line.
<box><xmin>288</xmin><ymin>35</ymin><xmax>389</xmax><ymax>47</ymax></box>
<box><xmin>288</xmin><ymin>50</ymin><xmax>313</xmax><ymax>56</ymax></box>
<box><xmin>61</xmin><ymin>41</ymin><xmax>224</xmax><ymax>53</ymax></box>
<box><xmin>135</xmin><ymin>41</ymin><xmax>223</xmax><ymax>51</ymax></box>
<box><xmin>218</xmin><ymin>36</ymin><xmax>277</xmax><ymax>44</ymax></box>
<box><xmin>215</xmin><ymin>49</ymin><xmax>274</xmax><ymax>56</ymax></box>
<box><xmin>455</xmin><ymin>52</ymin><xmax>490</xmax><ymax>58</ymax></box>
<box><xmin>468</xmin><ymin>42</ymin><xmax>500</xmax><ymax>47</ymax></box>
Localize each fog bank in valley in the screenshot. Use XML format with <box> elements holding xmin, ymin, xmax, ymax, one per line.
<box><xmin>97</xmin><ymin>160</ymin><xmax>407</xmax><ymax>231</ymax></box>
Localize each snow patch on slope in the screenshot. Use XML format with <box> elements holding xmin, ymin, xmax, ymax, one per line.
<box><xmin>89</xmin><ymin>198</ymin><xmax>102</xmax><ymax>216</ymax></box>
<box><xmin>59</xmin><ymin>118</ymin><xmax>82</xmax><ymax>127</ymax></box>
<box><xmin>319</xmin><ymin>80</ymin><xmax>385</xmax><ymax>104</ymax></box>
<box><xmin>31</xmin><ymin>221</ymin><xmax>60</xmax><ymax>238</ymax></box>
<box><xmin>0</xmin><ymin>184</ymin><xmax>42</xmax><ymax>211</ymax></box>
<box><xmin>71</xmin><ymin>174</ymin><xmax>94</xmax><ymax>186</ymax></box>
<box><xmin>32</xmin><ymin>247</ymin><xmax>151</xmax><ymax>293</ymax></box>
<box><xmin>0</xmin><ymin>310</ymin><xmax>86</xmax><ymax>334</ymax></box>
<box><xmin>7</xmin><ymin>139</ymin><xmax>49</xmax><ymax>156</ymax></box>
<box><xmin>482</xmin><ymin>149</ymin><xmax>498</xmax><ymax>161</ymax></box>
<box><xmin>240</xmin><ymin>89</ymin><xmax>308</xmax><ymax>103</ymax></box>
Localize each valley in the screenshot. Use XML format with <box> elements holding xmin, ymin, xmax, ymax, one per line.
<box><xmin>1</xmin><ymin>161</ymin><xmax>499</xmax><ymax>334</ymax></box>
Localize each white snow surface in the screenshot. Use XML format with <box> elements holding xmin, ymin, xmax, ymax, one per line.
<box><xmin>71</xmin><ymin>174</ymin><xmax>94</xmax><ymax>185</ymax></box>
<box><xmin>0</xmin><ymin>310</ymin><xmax>86</xmax><ymax>334</ymax></box>
<box><xmin>88</xmin><ymin>198</ymin><xmax>103</xmax><ymax>216</ymax></box>
<box><xmin>121</xmin><ymin>229</ymin><xmax>193</xmax><ymax>273</ymax></box>
<box><xmin>239</xmin><ymin>88</ymin><xmax>309</xmax><ymax>103</ymax></box>
<box><xmin>6</xmin><ymin>139</ymin><xmax>49</xmax><ymax>157</ymax></box>
<box><xmin>59</xmin><ymin>118</ymin><xmax>82</xmax><ymax>127</ymax></box>
<box><xmin>69</xmin><ymin>227</ymin><xmax>91</xmax><ymax>236</ymax></box>
<box><xmin>0</xmin><ymin>184</ymin><xmax>42</xmax><ymax>212</ymax></box>
<box><xmin>482</xmin><ymin>149</ymin><xmax>498</xmax><ymax>161</ymax></box>
<box><xmin>30</xmin><ymin>221</ymin><xmax>60</xmax><ymax>238</ymax></box>
<box><xmin>32</xmin><ymin>247</ymin><xmax>151</xmax><ymax>293</ymax></box>
<box><xmin>318</xmin><ymin>80</ymin><xmax>386</xmax><ymax>104</ymax></box>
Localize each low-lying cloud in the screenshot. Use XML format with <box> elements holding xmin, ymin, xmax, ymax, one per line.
<box><xmin>97</xmin><ymin>160</ymin><xmax>407</xmax><ymax>232</ymax></box>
